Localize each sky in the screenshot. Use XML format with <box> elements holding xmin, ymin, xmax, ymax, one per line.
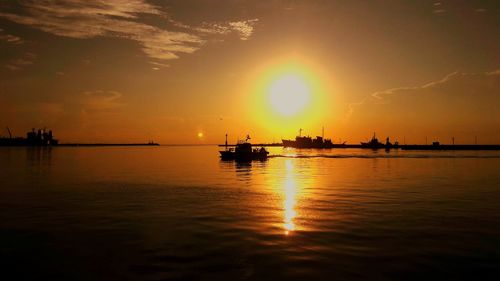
<box><xmin>0</xmin><ymin>0</ymin><xmax>499</xmax><ymax>144</ymax></box>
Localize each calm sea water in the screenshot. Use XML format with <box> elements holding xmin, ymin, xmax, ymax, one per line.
<box><xmin>1</xmin><ymin>146</ymin><xmax>499</xmax><ymax>280</ymax></box>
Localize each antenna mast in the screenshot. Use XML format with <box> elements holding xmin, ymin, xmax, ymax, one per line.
<box><xmin>225</xmin><ymin>133</ymin><xmax>228</xmax><ymax>151</ymax></box>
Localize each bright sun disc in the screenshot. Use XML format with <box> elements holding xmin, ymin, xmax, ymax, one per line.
<box><xmin>268</xmin><ymin>74</ymin><xmax>311</xmax><ymax>117</ymax></box>
<box><xmin>248</xmin><ymin>59</ymin><xmax>330</xmax><ymax>135</ymax></box>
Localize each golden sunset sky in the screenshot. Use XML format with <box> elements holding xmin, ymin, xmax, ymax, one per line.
<box><xmin>1</xmin><ymin>1</ymin><xmax>499</xmax><ymax>144</ymax></box>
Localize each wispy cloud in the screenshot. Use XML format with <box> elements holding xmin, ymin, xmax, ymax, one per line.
<box><xmin>346</xmin><ymin>70</ymin><xmax>500</xmax><ymax>121</ymax></box>
<box><xmin>83</xmin><ymin>90</ymin><xmax>124</xmax><ymax>111</ymax></box>
<box><xmin>5</xmin><ymin>52</ymin><xmax>36</xmax><ymax>71</ymax></box>
<box><xmin>229</xmin><ymin>19</ymin><xmax>259</xmax><ymax>40</ymax></box>
<box><xmin>192</xmin><ymin>19</ymin><xmax>259</xmax><ymax>40</ymax></box>
<box><xmin>432</xmin><ymin>3</ymin><xmax>445</xmax><ymax>14</ymax></box>
<box><xmin>149</xmin><ymin>61</ymin><xmax>170</xmax><ymax>70</ymax></box>
<box><xmin>0</xmin><ymin>1</ymin><xmax>200</xmax><ymax>62</ymax></box>
<box><xmin>0</xmin><ymin>1</ymin><xmax>258</xmax><ymax>64</ymax></box>
<box><xmin>0</xmin><ymin>28</ymin><xmax>23</xmax><ymax>44</ymax></box>
<box><xmin>371</xmin><ymin>71</ymin><xmax>459</xmax><ymax>99</ymax></box>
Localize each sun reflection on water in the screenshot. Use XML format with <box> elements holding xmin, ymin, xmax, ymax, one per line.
<box><xmin>283</xmin><ymin>159</ymin><xmax>297</xmax><ymax>235</ymax></box>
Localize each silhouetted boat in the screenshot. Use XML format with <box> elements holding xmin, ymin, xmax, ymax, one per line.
<box><xmin>219</xmin><ymin>135</ymin><xmax>269</xmax><ymax>161</ymax></box>
<box><xmin>0</xmin><ymin>127</ymin><xmax>58</xmax><ymax>146</ymax></box>
<box><xmin>282</xmin><ymin>128</ymin><xmax>334</xmax><ymax>148</ymax></box>
<box><xmin>360</xmin><ymin>133</ymin><xmax>392</xmax><ymax>149</ymax></box>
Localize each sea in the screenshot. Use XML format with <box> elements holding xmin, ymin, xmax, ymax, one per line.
<box><xmin>1</xmin><ymin>146</ymin><xmax>499</xmax><ymax>280</ymax></box>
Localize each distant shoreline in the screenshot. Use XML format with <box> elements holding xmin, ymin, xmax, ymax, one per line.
<box><xmin>57</xmin><ymin>143</ymin><xmax>159</xmax><ymax>147</ymax></box>
<box><xmin>219</xmin><ymin>143</ymin><xmax>500</xmax><ymax>150</ymax></box>
<box><xmin>2</xmin><ymin>143</ymin><xmax>500</xmax><ymax>150</ymax></box>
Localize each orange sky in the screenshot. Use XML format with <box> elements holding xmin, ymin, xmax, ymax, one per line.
<box><xmin>0</xmin><ymin>1</ymin><xmax>499</xmax><ymax>144</ymax></box>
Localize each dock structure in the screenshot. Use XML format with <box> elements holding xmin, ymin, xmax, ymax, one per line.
<box><xmin>400</xmin><ymin>144</ymin><xmax>500</xmax><ymax>150</ymax></box>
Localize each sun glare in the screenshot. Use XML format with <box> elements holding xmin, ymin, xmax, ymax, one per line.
<box><xmin>247</xmin><ymin>58</ymin><xmax>330</xmax><ymax>137</ymax></box>
<box><xmin>268</xmin><ymin>74</ymin><xmax>311</xmax><ymax>117</ymax></box>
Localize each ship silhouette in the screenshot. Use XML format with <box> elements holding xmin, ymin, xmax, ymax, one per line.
<box><xmin>0</xmin><ymin>127</ymin><xmax>58</xmax><ymax>146</ymax></box>
<box><xmin>360</xmin><ymin>132</ymin><xmax>398</xmax><ymax>149</ymax></box>
<box><xmin>282</xmin><ymin>128</ymin><xmax>335</xmax><ymax>148</ymax></box>
<box><xmin>219</xmin><ymin>134</ymin><xmax>269</xmax><ymax>162</ymax></box>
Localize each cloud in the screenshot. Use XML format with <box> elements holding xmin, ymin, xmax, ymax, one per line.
<box><xmin>5</xmin><ymin>52</ymin><xmax>36</xmax><ymax>71</ymax></box>
<box><xmin>229</xmin><ymin>19</ymin><xmax>259</xmax><ymax>40</ymax></box>
<box><xmin>0</xmin><ymin>1</ymin><xmax>258</xmax><ymax>64</ymax></box>
<box><xmin>0</xmin><ymin>0</ymin><xmax>200</xmax><ymax>61</ymax></box>
<box><xmin>57</xmin><ymin>90</ymin><xmax>125</xmax><ymax>131</ymax></box>
<box><xmin>0</xmin><ymin>88</ymin><xmax>128</xmax><ymax>140</ymax></box>
<box><xmin>347</xmin><ymin>70</ymin><xmax>500</xmax><ymax>120</ymax></box>
<box><xmin>345</xmin><ymin>70</ymin><xmax>500</xmax><ymax>140</ymax></box>
<box><xmin>370</xmin><ymin>71</ymin><xmax>458</xmax><ymax>100</ymax></box>
<box><xmin>82</xmin><ymin>90</ymin><xmax>124</xmax><ymax>111</ymax></box>
<box><xmin>342</xmin><ymin>70</ymin><xmax>500</xmax><ymax>142</ymax></box>
<box><xmin>192</xmin><ymin>19</ymin><xmax>259</xmax><ymax>40</ymax></box>
<box><xmin>373</xmin><ymin>70</ymin><xmax>499</xmax><ymax>99</ymax></box>
<box><xmin>0</xmin><ymin>28</ymin><xmax>23</xmax><ymax>44</ymax></box>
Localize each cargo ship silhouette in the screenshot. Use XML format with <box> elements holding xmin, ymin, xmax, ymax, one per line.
<box><xmin>360</xmin><ymin>132</ymin><xmax>398</xmax><ymax>149</ymax></box>
<box><xmin>0</xmin><ymin>127</ymin><xmax>58</xmax><ymax>146</ymax></box>
<box><xmin>282</xmin><ymin>128</ymin><xmax>336</xmax><ymax>148</ymax></box>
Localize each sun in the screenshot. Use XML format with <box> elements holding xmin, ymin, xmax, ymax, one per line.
<box><xmin>247</xmin><ymin>58</ymin><xmax>330</xmax><ymax>136</ymax></box>
<box><xmin>268</xmin><ymin>74</ymin><xmax>311</xmax><ymax>117</ymax></box>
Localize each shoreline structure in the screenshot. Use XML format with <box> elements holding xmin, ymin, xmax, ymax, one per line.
<box><xmin>2</xmin><ymin>127</ymin><xmax>499</xmax><ymax>150</ymax></box>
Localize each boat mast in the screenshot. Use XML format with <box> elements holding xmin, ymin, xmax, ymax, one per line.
<box><xmin>322</xmin><ymin>126</ymin><xmax>324</xmax><ymax>139</ymax></box>
<box><xmin>225</xmin><ymin>133</ymin><xmax>228</xmax><ymax>151</ymax></box>
<box><xmin>299</xmin><ymin>128</ymin><xmax>302</xmax><ymax>137</ymax></box>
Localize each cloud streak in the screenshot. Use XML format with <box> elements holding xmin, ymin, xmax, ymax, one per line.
<box><xmin>346</xmin><ymin>70</ymin><xmax>500</xmax><ymax>121</ymax></box>
<box><xmin>5</xmin><ymin>52</ymin><xmax>36</xmax><ymax>71</ymax></box>
<box><xmin>83</xmin><ymin>90</ymin><xmax>124</xmax><ymax>111</ymax></box>
<box><xmin>0</xmin><ymin>0</ymin><xmax>258</xmax><ymax>63</ymax></box>
<box><xmin>194</xmin><ymin>19</ymin><xmax>259</xmax><ymax>40</ymax></box>
<box><xmin>0</xmin><ymin>28</ymin><xmax>23</xmax><ymax>44</ymax></box>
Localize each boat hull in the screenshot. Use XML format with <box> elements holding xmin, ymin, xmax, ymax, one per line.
<box><xmin>282</xmin><ymin>139</ymin><xmax>334</xmax><ymax>149</ymax></box>
<box><xmin>219</xmin><ymin>150</ymin><xmax>268</xmax><ymax>162</ymax></box>
<box><xmin>360</xmin><ymin>142</ymin><xmax>386</xmax><ymax>149</ymax></box>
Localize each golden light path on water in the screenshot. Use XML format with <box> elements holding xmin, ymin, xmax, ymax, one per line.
<box><xmin>276</xmin><ymin>151</ymin><xmax>324</xmax><ymax>236</ymax></box>
<box><xmin>231</xmin><ymin>148</ymin><xmax>320</xmax><ymax>236</ymax></box>
<box><xmin>283</xmin><ymin>159</ymin><xmax>297</xmax><ymax>235</ymax></box>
